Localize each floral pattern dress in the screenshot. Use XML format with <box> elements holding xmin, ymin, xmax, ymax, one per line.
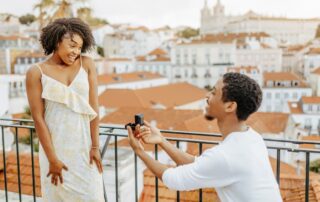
<box><xmin>35</xmin><ymin>59</ymin><xmax>104</xmax><ymax>202</ymax></box>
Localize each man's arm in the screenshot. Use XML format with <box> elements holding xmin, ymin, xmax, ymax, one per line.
<box><xmin>138</xmin><ymin>121</ymin><xmax>195</xmax><ymax>165</ymax></box>
<box><xmin>159</xmin><ymin>137</ymin><xmax>195</xmax><ymax>165</ymax></box>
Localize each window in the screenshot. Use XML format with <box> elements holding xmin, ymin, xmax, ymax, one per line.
<box><xmin>275</xmin><ymin>93</ymin><xmax>280</xmax><ymax>99</ymax></box>
<box><xmin>266</xmin><ymin>92</ymin><xmax>272</xmax><ymax>99</ymax></box>
<box><xmin>293</xmin><ymin>92</ymin><xmax>298</xmax><ymax>99</ymax></box>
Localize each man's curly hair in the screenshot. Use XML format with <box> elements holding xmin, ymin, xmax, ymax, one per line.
<box><xmin>40</xmin><ymin>18</ymin><xmax>95</xmax><ymax>55</ymax></box>
<box><xmin>222</xmin><ymin>72</ymin><xmax>262</xmax><ymax>121</ymax></box>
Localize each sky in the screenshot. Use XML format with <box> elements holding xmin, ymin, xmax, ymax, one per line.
<box><xmin>0</xmin><ymin>0</ymin><xmax>320</xmax><ymax>29</ymax></box>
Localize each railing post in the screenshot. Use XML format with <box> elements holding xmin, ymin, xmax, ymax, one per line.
<box><xmin>1</xmin><ymin>126</ymin><xmax>8</xmax><ymax>202</ymax></box>
<box><xmin>155</xmin><ymin>144</ymin><xmax>159</xmax><ymax>202</ymax></box>
<box><xmin>176</xmin><ymin>141</ymin><xmax>180</xmax><ymax>202</ymax></box>
<box><xmin>30</xmin><ymin>129</ymin><xmax>37</xmax><ymax>202</ymax></box>
<box><xmin>305</xmin><ymin>152</ymin><xmax>310</xmax><ymax>202</ymax></box>
<box><xmin>15</xmin><ymin>127</ymin><xmax>22</xmax><ymax>201</ymax></box>
<box><xmin>276</xmin><ymin>149</ymin><xmax>280</xmax><ymax>186</ymax></box>
<box><xmin>115</xmin><ymin>136</ymin><xmax>119</xmax><ymax>202</ymax></box>
<box><xmin>199</xmin><ymin>143</ymin><xmax>203</xmax><ymax>202</ymax></box>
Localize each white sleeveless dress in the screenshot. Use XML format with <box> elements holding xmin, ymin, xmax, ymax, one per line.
<box><xmin>36</xmin><ymin>59</ymin><xmax>104</xmax><ymax>202</ymax></box>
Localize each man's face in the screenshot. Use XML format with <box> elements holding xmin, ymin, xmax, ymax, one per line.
<box><xmin>204</xmin><ymin>79</ymin><xmax>225</xmax><ymax>121</ymax></box>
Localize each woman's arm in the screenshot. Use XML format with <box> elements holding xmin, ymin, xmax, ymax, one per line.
<box><xmin>26</xmin><ymin>66</ymin><xmax>58</xmax><ymax>163</ymax></box>
<box><xmin>85</xmin><ymin>56</ymin><xmax>103</xmax><ymax>173</ymax></box>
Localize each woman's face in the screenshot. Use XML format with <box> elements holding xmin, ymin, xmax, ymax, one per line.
<box><xmin>56</xmin><ymin>33</ymin><xmax>83</xmax><ymax>65</ymax></box>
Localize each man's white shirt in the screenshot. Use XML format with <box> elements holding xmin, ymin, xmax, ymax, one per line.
<box><xmin>162</xmin><ymin>128</ymin><xmax>282</xmax><ymax>202</ymax></box>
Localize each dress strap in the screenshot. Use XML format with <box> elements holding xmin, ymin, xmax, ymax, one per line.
<box><xmin>80</xmin><ymin>54</ymin><xmax>83</xmax><ymax>67</ymax></box>
<box><xmin>35</xmin><ymin>63</ymin><xmax>43</xmax><ymax>75</ymax></box>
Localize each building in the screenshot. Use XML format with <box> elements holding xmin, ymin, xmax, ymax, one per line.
<box><xmin>286</xmin><ymin>96</ymin><xmax>320</xmax><ymax>135</ymax></box>
<box><xmin>97</xmin><ymin>71</ymin><xmax>169</xmax><ymax>95</ymax></box>
<box><xmin>260</xmin><ymin>72</ymin><xmax>312</xmax><ymax>112</ymax></box>
<box><xmin>200</xmin><ymin>0</ymin><xmax>320</xmax><ymax>45</ymax></box>
<box><xmin>310</xmin><ymin>67</ymin><xmax>320</xmax><ymax>96</ymax></box>
<box><xmin>14</xmin><ymin>52</ymin><xmax>46</xmax><ymax>74</ymax></box>
<box><xmin>135</xmin><ymin>48</ymin><xmax>172</xmax><ymax>78</ymax></box>
<box><xmin>171</xmin><ymin>32</ymin><xmax>281</xmax><ymax>88</ymax></box>
<box><xmin>104</xmin><ymin>57</ymin><xmax>134</xmax><ymax>74</ymax></box>
<box><xmin>226</xmin><ymin>66</ymin><xmax>263</xmax><ymax>86</ymax></box>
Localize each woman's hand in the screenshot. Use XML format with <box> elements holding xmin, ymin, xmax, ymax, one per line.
<box><xmin>90</xmin><ymin>147</ymin><xmax>103</xmax><ymax>173</ymax></box>
<box><xmin>47</xmin><ymin>159</ymin><xmax>68</xmax><ymax>186</ymax></box>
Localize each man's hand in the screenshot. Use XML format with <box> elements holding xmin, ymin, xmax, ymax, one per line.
<box><xmin>90</xmin><ymin>148</ymin><xmax>103</xmax><ymax>173</ymax></box>
<box><xmin>47</xmin><ymin>159</ymin><xmax>68</xmax><ymax>186</ymax></box>
<box><xmin>127</xmin><ymin>125</ymin><xmax>144</xmax><ymax>153</ymax></box>
<box><xmin>136</xmin><ymin>121</ymin><xmax>164</xmax><ymax>145</ymax></box>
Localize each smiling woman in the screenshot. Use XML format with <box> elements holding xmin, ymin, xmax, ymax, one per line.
<box><xmin>25</xmin><ymin>18</ymin><xmax>105</xmax><ymax>202</ymax></box>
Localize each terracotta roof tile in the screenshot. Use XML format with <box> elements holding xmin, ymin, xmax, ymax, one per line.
<box><xmin>0</xmin><ymin>152</ymin><xmax>41</xmax><ymax>197</ymax></box>
<box><xmin>99</xmin><ymin>82</ymin><xmax>207</xmax><ymax>109</ymax></box>
<box><xmin>312</xmin><ymin>67</ymin><xmax>320</xmax><ymax>75</ymax></box>
<box><xmin>302</xmin><ymin>96</ymin><xmax>320</xmax><ymax>104</ymax></box>
<box><xmin>227</xmin><ymin>66</ymin><xmax>260</xmax><ymax>73</ymax></box>
<box><xmin>287</xmin><ymin>102</ymin><xmax>304</xmax><ymax>114</ymax></box>
<box><xmin>148</xmin><ymin>48</ymin><xmax>167</xmax><ymax>56</ymax></box>
<box><xmin>98</xmin><ymin>71</ymin><xmax>164</xmax><ymax>85</ymax></box>
<box><xmin>307</xmin><ymin>48</ymin><xmax>320</xmax><ymax>55</ymax></box>
<box><xmin>263</xmin><ymin>72</ymin><xmax>308</xmax><ymax>88</ymax></box>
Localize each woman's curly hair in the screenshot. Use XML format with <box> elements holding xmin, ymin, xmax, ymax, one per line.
<box><xmin>40</xmin><ymin>18</ymin><xmax>95</xmax><ymax>55</ymax></box>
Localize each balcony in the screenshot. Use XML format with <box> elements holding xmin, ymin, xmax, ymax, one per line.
<box><xmin>1</xmin><ymin>118</ymin><xmax>320</xmax><ymax>202</ymax></box>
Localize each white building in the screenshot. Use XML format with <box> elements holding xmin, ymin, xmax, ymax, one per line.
<box><xmin>303</xmin><ymin>48</ymin><xmax>320</xmax><ymax>79</ymax></box>
<box><xmin>235</xmin><ymin>36</ymin><xmax>282</xmax><ymax>72</ymax></box>
<box><xmin>171</xmin><ymin>32</ymin><xmax>280</xmax><ymax>88</ymax></box>
<box><xmin>91</xmin><ymin>24</ymin><xmax>114</xmax><ymax>47</ymax></box>
<box><xmin>0</xmin><ymin>75</ymin><xmax>9</xmax><ymax>116</ymax></box>
<box><xmin>97</xmin><ymin>71</ymin><xmax>169</xmax><ymax>95</ymax></box>
<box><xmin>226</xmin><ymin>66</ymin><xmax>263</xmax><ymax>86</ymax></box>
<box><xmin>104</xmin><ymin>57</ymin><xmax>134</xmax><ymax>74</ymax></box>
<box><xmin>103</xmin><ymin>26</ymin><xmax>164</xmax><ymax>58</ymax></box>
<box><xmin>200</xmin><ymin>0</ymin><xmax>320</xmax><ymax>45</ymax></box>
<box><xmin>135</xmin><ymin>48</ymin><xmax>172</xmax><ymax>78</ymax></box>
<box><xmin>0</xmin><ymin>74</ymin><xmax>28</xmax><ymax>114</ymax></box>
<box><xmin>286</xmin><ymin>97</ymin><xmax>320</xmax><ymax>135</ymax></box>
<box><xmin>260</xmin><ymin>72</ymin><xmax>312</xmax><ymax>112</ymax></box>
<box><xmin>14</xmin><ymin>52</ymin><xmax>46</xmax><ymax>74</ymax></box>
<box><xmin>310</xmin><ymin>67</ymin><xmax>320</xmax><ymax>96</ymax></box>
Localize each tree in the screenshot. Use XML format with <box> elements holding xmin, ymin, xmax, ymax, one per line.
<box><xmin>310</xmin><ymin>159</ymin><xmax>320</xmax><ymax>173</ymax></box>
<box><xmin>19</xmin><ymin>14</ymin><xmax>36</xmax><ymax>25</ymax></box>
<box><xmin>97</xmin><ymin>46</ymin><xmax>104</xmax><ymax>57</ymax></box>
<box><xmin>316</xmin><ymin>24</ymin><xmax>320</xmax><ymax>39</ymax></box>
<box><xmin>177</xmin><ymin>28</ymin><xmax>200</xmax><ymax>39</ymax></box>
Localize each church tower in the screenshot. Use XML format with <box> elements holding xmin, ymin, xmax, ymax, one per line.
<box><xmin>213</xmin><ymin>0</ymin><xmax>225</xmax><ymax>17</ymax></box>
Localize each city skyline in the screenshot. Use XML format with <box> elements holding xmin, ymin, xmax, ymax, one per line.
<box><xmin>0</xmin><ymin>0</ymin><xmax>319</xmax><ymax>28</ymax></box>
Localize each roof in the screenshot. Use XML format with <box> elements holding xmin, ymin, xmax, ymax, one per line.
<box><xmin>0</xmin><ymin>152</ymin><xmax>41</xmax><ymax>197</ymax></box>
<box><xmin>263</xmin><ymin>72</ymin><xmax>308</xmax><ymax>88</ymax></box>
<box><xmin>227</xmin><ymin>66</ymin><xmax>260</xmax><ymax>74</ymax></box>
<box><xmin>300</xmin><ymin>136</ymin><xmax>320</xmax><ymax>149</ymax></box>
<box><xmin>307</xmin><ymin>48</ymin><xmax>320</xmax><ymax>55</ymax></box>
<box><xmin>312</xmin><ymin>67</ymin><xmax>320</xmax><ymax>75</ymax></box>
<box><xmin>98</xmin><ymin>71</ymin><xmax>164</xmax><ymax>85</ymax></box>
<box><xmin>99</xmin><ymin>82</ymin><xmax>207</xmax><ymax>109</ymax></box>
<box><xmin>301</xmin><ymin>96</ymin><xmax>320</xmax><ymax>104</ymax></box>
<box><xmin>106</xmin><ymin>57</ymin><xmax>131</xmax><ymax>62</ymax></box>
<box><xmin>287</xmin><ymin>102</ymin><xmax>304</xmax><ymax>114</ymax></box>
<box><xmin>264</xmin><ymin>72</ymin><xmax>301</xmax><ymax>81</ymax></box>
<box><xmin>247</xmin><ymin>112</ymin><xmax>289</xmax><ymax>134</ymax></box>
<box><xmin>0</xmin><ymin>35</ymin><xmax>31</xmax><ymax>41</ymax></box>
<box><xmin>178</xmin><ymin>32</ymin><xmax>270</xmax><ymax>45</ymax></box>
<box><xmin>148</xmin><ymin>48</ymin><xmax>167</xmax><ymax>56</ymax></box>
<box><xmin>16</xmin><ymin>52</ymin><xmax>45</xmax><ymax>59</ymax></box>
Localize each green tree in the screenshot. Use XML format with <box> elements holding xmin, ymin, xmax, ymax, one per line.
<box><xmin>310</xmin><ymin>159</ymin><xmax>320</xmax><ymax>173</ymax></box>
<box><xmin>177</xmin><ymin>27</ymin><xmax>200</xmax><ymax>39</ymax></box>
<box><xmin>97</xmin><ymin>46</ymin><xmax>104</xmax><ymax>57</ymax></box>
<box><xmin>19</xmin><ymin>14</ymin><xmax>36</xmax><ymax>25</ymax></box>
<box><xmin>316</xmin><ymin>24</ymin><xmax>320</xmax><ymax>39</ymax></box>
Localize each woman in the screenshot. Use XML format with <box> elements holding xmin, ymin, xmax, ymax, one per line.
<box><xmin>26</xmin><ymin>18</ymin><xmax>104</xmax><ymax>201</ymax></box>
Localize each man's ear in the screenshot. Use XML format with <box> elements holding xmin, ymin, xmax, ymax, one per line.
<box><xmin>224</xmin><ymin>101</ymin><xmax>237</xmax><ymax>113</ymax></box>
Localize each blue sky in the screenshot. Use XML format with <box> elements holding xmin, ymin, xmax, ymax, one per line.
<box><xmin>0</xmin><ymin>0</ymin><xmax>319</xmax><ymax>28</ymax></box>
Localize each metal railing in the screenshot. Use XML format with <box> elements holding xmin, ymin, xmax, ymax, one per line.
<box><xmin>1</xmin><ymin>118</ymin><xmax>320</xmax><ymax>202</ymax></box>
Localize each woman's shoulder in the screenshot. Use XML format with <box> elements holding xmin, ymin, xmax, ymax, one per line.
<box><xmin>81</xmin><ymin>55</ymin><xmax>95</xmax><ymax>73</ymax></box>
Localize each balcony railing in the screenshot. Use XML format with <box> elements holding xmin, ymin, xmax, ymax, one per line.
<box><xmin>1</xmin><ymin>118</ymin><xmax>320</xmax><ymax>202</ymax></box>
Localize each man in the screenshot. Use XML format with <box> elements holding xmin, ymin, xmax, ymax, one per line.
<box><xmin>127</xmin><ymin>72</ymin><xmax>282</xmax><ymax>202</ymax></box>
